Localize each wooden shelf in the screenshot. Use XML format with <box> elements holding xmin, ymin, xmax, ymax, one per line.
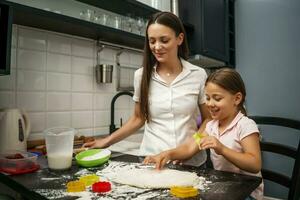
<box><xmin>6</xmin><ymin>1</ymin><xmax>147</xmax><ymax>49</ymax></box>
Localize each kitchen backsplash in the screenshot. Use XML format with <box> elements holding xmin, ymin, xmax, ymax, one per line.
<box><xmin>0</xmin><ymin>25</ymin><xmax>142</xmax><ymax>140</ymax></box>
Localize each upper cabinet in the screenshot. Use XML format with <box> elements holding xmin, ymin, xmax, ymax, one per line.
<box><xmin>179</xmin><ymin>0</ymin><xmax>235</xmax><ymax>67</ymax></box>
<box><xmin>0</xmin><ymin>2</ymin><xmax>12</xmax><ymax>75</ymax></box>
<box><xmin>3</xmin><ymin>0</ymin><xmax>161</xmax><ymax>50</ymax></box>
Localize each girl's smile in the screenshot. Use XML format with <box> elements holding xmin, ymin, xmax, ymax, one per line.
<box><xmin>205</xmin><ymin>82</ymin><xmax>242</xmax><ymax>126</ymax></box>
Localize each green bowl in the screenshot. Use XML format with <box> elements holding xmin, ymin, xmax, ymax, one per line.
<box><xmin>75</xmin><ymin>149</ymin><xmax>111</xmax><ymax>168</ymax></box>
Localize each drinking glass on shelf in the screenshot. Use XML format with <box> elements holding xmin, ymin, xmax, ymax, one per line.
<box><xmin>100</xmin><ymin>13</ymin><xmax>109</xmax><ymax>26</ymax></box>
<box><xmin>53</xmin><ymin>10</ymin><xmax>62</xmax><ymax>14</ymax></box>
<box><xmin>137</xmin><ymin>17</ymin><xmax>146</xmax><ymax>35</ymax></box>
<box><xmin>123</xmin><ymin>16</ymin><xmax>134</xmax><ymax>33</ymax></box>
<box><xmin>79</xmin><ymin>11</ymin><xmax>85</xmax><ymax>20</ymax></box>
<box><xmin>43</xmin><ymin>8</ymin><xmax>51</xmax><ymax>12</ymax></box>
<box><xmin>79</xmin><ymin>9</ymin><xmax>95</xmax><ymax>22</ymax></box>
<box><xmin>94</xmin><ymin>15</ymin><xmax>101</xmax><ymax>24</ymax></box>
<box><xmin>85</xmin><ymin>9</ymin><xmax>95</xmax><ymax>21</ymax></box>
<box><xmin>114</xmin><ymin>16</ymin><xmax>122</xmax><ymax>29</ymax></box>
<box><xmin>132</xmin><ymin>22</ymin><xmax>140</xmax><ymax>35</ymax></box>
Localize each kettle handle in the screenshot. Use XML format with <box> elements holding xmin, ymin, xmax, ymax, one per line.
<box><xmin>21</xmin><ymin>110</ymin><xmax>31</xmax><ymax>139</ymax></box>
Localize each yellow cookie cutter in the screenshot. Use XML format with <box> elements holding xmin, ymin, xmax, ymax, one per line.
<box><xmin>170</xmin><ymin>186</ymin><xmax>199</xmax><ymax>198</ymax></box>
<box><xmin>193</xmin><ymin>132</ymin><xmax>205</xmax><ymax>145</ymax></box>
<box><xmin>66</xmin><ymin>180</ymin><xmax>86</xmax><ymax>192</ymax></box>
<box><xmin>79</xmin><ymin>174</ymin><xmax>100</xmax><ymax>186</ymax></box>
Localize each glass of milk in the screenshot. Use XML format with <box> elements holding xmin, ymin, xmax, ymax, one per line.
<box><xmin>44</xmin><ymin>127</ymin><xmax>75</xmax><ymax>170</ymax></box>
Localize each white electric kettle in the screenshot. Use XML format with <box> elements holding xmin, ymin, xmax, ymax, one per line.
<box><xmin>0</xmin><ymin>108</ymin><xmax>31</xmax><ymax>153</ymax></box>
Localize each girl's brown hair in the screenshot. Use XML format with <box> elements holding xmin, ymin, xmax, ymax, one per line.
<box><xmin>139</xmin><ymin>12</ymin><xmax>189</xmax><ymax>122</ymax></box>
<box><xmin>205</xmin><ymin>68</ymin><xmax>247</xmax><ymax>115</ymax></box>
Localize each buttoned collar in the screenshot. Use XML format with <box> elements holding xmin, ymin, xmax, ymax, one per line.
<box><xmin>152</xmin><ymin>58</ymin><xmax>199</xmax><ymax>85</ymax></box>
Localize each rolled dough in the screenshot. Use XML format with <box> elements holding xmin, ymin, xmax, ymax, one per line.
<box><xmin>110</xmin><ymin>168</ymin><xmax>200</xmax><ymax>189</ymax></box>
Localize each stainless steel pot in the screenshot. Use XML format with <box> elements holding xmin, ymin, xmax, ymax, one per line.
<box><xmin>95</xmin><ymin>64</ymin><xmax>113</xmax><ymax>83</ymax></box>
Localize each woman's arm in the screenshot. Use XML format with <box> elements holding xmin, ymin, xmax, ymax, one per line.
<box><xmin>164</xmin><ymin>103</ymin><xmax>210</xmax><ymax>165</ymax></box>
<box><xmin>144</xmin><ymin>103</ymin><xmax>211</xmax><ymax>169</ymax></box>
<box><xmin>200</xmin><ymin>133</ymin><xmax>262</xmax><ymax>173</ymax></box>
<box><xmin>197</xmin><ymin>103</ymin><xmax>211</xmax><ymax>133</ymax></box>
<box><xmin>144</xmin><ymin>137</ymin><xmax>200</xmax><ymax>169</ymax></box>
<box><xmin>83</xmin><ymin>102</ymin><xmax>145</xmax><ymax>148</ymax></box>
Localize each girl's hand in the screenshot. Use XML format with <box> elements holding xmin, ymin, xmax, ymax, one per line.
<box><xmin>82</xmin><ymin>137</ymin><xmax>110</xmax><ymax>149</ymax></box>
<box><xmin>199</xmin><ymin>136</ymin><xmax>225</xmax><ymax>155</ymax></box>
<box><xmin>143</xmin><ymin>152</ymin><xmax>171</xmax><ymax>170</ymax></box>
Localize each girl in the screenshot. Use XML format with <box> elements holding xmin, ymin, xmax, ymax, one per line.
<box><xmin>144</xmin><ymin>68</ymin><xmax>263</xmax><ymax>200</ymax></box>
<box><xmin>84</xmin><ymin>12</ymin><xmax>210</xmax><ymax>166</ymax></box>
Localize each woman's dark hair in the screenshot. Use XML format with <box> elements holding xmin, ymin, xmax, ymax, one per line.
<box><xmin>139</xmin><ymin>12</ymin><xmax>189</xmax><ymax>122</ymax></box>
<box><xmin>205</xmin><ymin>68</ymin><xmax>247</xmax><ymax>115</ymax></box>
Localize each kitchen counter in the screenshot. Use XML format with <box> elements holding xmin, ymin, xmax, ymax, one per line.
<box><xmin>108</xmin><ymin>132</ymin><xmax>143</xmax><ymax>156</ymax></box>
<box><xmin>0</xmin><ymin>153</ymin><xmax>261</xmax><ymax>200</ymax></box>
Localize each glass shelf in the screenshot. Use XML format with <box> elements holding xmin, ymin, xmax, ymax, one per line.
<box><xmin>75</xmin><ymin>0</ymin><xmax>160</xmax><ymax>19</ymax></box>
<box><xmin>5</xmin><ymin>0</ymin><xmax>194</xmax><ymax>51</ymax></box>
<box><xmin>5</xmin><ymin>0</ymin><xmax>152</xmax><ymax>49</ymax></box>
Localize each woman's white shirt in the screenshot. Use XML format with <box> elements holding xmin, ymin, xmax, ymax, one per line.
<box><xmin>133</xmin><ymin>58</ymin><xmax>207</xmax><ymax>166</ymax></box>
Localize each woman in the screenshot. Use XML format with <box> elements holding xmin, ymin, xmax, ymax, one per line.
<box><xmin>84</xmin><ymin>12</ymin><xmax>210</xmax><ymax>166</ymax></box>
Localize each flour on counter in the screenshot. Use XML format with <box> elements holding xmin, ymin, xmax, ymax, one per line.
<box><xmin>75</xmin><ymin>168</ymin><xmax>91</xmax><ymax>176</ymax></box>
<box><xmin>97</xmin><ymin>161</ymin><xmax>209</xmax><ymax>189</ymax></box>
<box><xmin>195</xmin><ymin>176</ymin><xmax>212</xmax><ymax>190</ymax></box>
<box><xmin>67</xmin><ymin>191</ymin><xmax>97</xmax><ymax>200</ymax></box>
<box><xmin>41</xmin><ymin>177</ymin><xmax>61</xmax><ymax>181</ymax></box>
<box><xmin>36</xmin><ymin>189</ymin><xmax>98</xmax><ymax>200</ymax></box>
<box><xmin>95</xmin><ymin>161</ymin><xmax>211</xmax><ymax>199</ymax></box>
<box><xmin>34</xmin><ymin>189</ymin><xmax>66</xmax><ymax>199</ymax></box>
<box><xmin>35</xmin><ymin>161</ymin><xmax>212</xmax><ymax>200</ymax></box>
<box><xmin>61</xmin><ymin>174</ymin><xmax>71</xmax><ymax>179</ymax></box>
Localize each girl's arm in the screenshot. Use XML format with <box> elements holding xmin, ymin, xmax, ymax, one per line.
<box><xmin>83</xmin><ymin>102</ymin><xmax>145</xmax><ymax>148</ymax></box>
<box><xmin>200</xmin><ymin>133</ymin><xmax>261</xmax><ymax>173</ymax></box>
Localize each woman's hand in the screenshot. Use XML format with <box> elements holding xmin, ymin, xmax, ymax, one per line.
<box><xmin>199</xmin><ymin>136</ymin><xmax>225</xmax><ymax>155</ymax></box>
<box><xmin>143</xmin><ymin>151</ymin><xmax>171</xmax><ymax>170</ymax></box>
<box><xmin>82</xmin><ymin>137</ymin><xmax>110</xmax><ymax>149</ymax></box>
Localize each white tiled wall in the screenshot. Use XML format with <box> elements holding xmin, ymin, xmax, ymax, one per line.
<box><xmin>0</xmin><ymin>25</ymin><xmax>142</xmax><ymax>140</ymax></box>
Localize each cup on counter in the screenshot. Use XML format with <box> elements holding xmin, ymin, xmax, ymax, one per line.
<box><xmin>44</xmin><ymin>127</ymin><xmax>75</xmax><ymax>170</ymax></box>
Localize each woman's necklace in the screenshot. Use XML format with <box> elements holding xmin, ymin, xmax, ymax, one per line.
<box><xmin>165</xmin><ymin>66</ymin><xmax>182</xmax><ymax>77</ymax></box>
<box><xmin>159</xmin><ymin>62</ymin><xmax>183</xmax><ymax>78</ymax></box>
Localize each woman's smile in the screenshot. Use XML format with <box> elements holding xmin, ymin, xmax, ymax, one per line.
<box><xmin>147</xmin><ymin>23</ymin><xmax>182</xmax><ymax>63</ymax></box>
<box><xmin>154</xmin><ymin>52</ymin><xmax>166</xmax><ymax>58</ymax></box>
